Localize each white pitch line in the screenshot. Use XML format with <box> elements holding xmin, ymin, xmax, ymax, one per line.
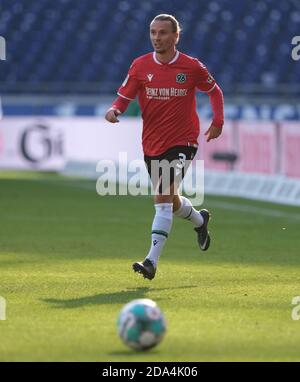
<box><xmin>35</xmin><ymin>178</ymin><xmax>300</xmax><ymax>221</ymax></box>
<box><xmin>36</xmin><ymin>178</ymin><xmax>96</xmax><ymax>190</ymax></box>
<box><xmin>208</xmin><ymin>200</ymin><xmax>300</xmax><ymax>221</ymax></box>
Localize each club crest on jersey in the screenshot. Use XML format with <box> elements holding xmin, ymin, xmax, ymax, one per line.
<box><xmin>176</xmin><ymin>73</ymin><xmax>186</xmax><ymax>83</ymax></box>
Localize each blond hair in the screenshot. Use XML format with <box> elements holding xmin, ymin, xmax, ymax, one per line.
<box><xmin>151</xmin><ymin>14</ymin><xmax>181</xmax><ymax>34</ymax></box>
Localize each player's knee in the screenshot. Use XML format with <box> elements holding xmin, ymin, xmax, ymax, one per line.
<box><xmin>154</xmin><ymin>194</ymin><xmax>174</xmax><ymax>204</ymax></box>
<box><xmin>172</xmin><ymin>195</ymin><xmax>182</xmax><ymax>212</ymax></box>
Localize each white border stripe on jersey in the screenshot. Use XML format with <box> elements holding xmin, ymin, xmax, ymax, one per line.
<box><xmin>153</xmin><ymin>50</ymin><xmax>180</xmax><ymax>65</ymax></box>
<box><xmin>168</xmin><ymin>50</ymin><xmax>180</xmax><ymax>64</ymax></box>
<box><xmin>206</xmin><ymin>83</ymin><xmax>217</xmax><ymax>93</ymax></box>
<box><xmin>117</xmin><ymin>92</ymin><xmax>135</xmax><ymax>101</ymax></box>
<box><xmin>153</xmin><ymin>52</ymin><xmax>162</xmax><ymax>65</ymax></box>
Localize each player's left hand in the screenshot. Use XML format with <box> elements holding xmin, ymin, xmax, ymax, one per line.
<box><xmin>205</xmin><ymin>124</ymin><xmax>223</xmax><ymax>142</ymax></box>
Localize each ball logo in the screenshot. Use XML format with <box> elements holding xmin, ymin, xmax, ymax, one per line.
<box><xmin>20</xmin><ymin>123</ymin><xmax>63</xmax><ymax>164</ymax></box>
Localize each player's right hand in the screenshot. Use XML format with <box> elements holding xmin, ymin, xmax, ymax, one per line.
<box><xmin>105</xmin><ymin>108</ymin><xmax>122</xmax><ymax>123</ymax></box>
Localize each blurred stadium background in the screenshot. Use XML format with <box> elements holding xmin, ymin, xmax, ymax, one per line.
<box><xmin>0</xmin><ymin>0</ymin><xmax>300</xmax><ymax>205</ymax></box>
<box><xmin>1</xmin><ymin>0</ymin><xmax>300</xmax><ymax>362</ymax></box>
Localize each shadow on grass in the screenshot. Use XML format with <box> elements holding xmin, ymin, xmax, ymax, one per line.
<box><xmin>43</xmin><ymin>285</ymin><xmax>197</xmax><ymax>309</ymax></box>
<box><xmin>107</xmin><ymin>348</ymin><xmax>161</xmax><ymax>357</ymax></box>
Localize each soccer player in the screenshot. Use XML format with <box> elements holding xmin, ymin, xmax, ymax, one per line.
<box><xmin>105</xmin><ymin>14</ymin><xmax>224</xmax><ymax>280</ymax></box>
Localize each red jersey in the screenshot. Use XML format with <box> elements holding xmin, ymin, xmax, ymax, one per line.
<box><xmin>117</xmin><ymin>51</ymin><xmax>217</xmax><ymax>156</ymax></box>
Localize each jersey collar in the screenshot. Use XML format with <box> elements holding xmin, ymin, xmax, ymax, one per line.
<box><xmin>153</xmin><ymin>50</ymin><xmax>180</xmax><ymax>65</ymax></box>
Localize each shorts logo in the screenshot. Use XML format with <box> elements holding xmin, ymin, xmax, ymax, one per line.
<box><xmin>175</xmin><ymin>153</ymin><xmax>187</xmax><ymax>176</ymax></box>
<box><xmin>176</xmin><ymin>73</ymin><xmax>186</xmax><ymax>84</ymax></box>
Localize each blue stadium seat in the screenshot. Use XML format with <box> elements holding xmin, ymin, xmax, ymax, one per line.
<box><xmin>0</xmin><ymin>0</ymin><xmax>298</xmax><ymax>95</ymax></box>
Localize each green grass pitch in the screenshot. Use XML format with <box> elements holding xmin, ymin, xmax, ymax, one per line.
<box><xmin>0</xmin><ymin>171</ymin><xmax>300</xmax><ymax>361</ymax></box>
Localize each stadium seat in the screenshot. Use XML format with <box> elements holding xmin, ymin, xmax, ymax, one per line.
<box><xmin>0</xmin><ymin>0</ymin><xmax>298</xmax><ymax>95</ymax></box>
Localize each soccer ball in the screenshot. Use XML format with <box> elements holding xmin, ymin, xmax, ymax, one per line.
<box><xmin>117</xmin><ymin>298</ymin><xmax>167</xmax><ymax>351</ymax></box>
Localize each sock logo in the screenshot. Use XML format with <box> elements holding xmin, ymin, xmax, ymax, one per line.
<box><xmin>153</xmin><ymin>240</ymin><xmax>158</xmax><ymax>246</ymax></box>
